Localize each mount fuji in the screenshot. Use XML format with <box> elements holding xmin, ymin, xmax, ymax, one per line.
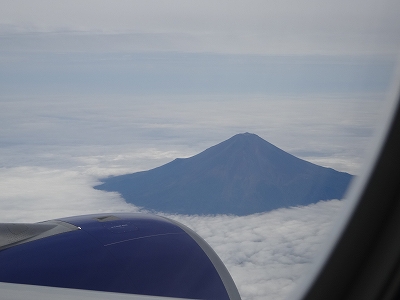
<box><xmin>95</xmin><ymin>133</ymin><xmax>353</xmax><ymax>215</ymax></box>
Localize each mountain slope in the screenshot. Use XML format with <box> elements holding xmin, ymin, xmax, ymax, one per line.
<box><xmin>95</xmin><ymin>133</ymin><xmax>353</xmax><ymax>215</ymax></box>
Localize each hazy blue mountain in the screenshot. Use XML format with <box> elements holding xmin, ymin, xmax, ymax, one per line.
<box><xmin>95</xmin><ymin>133</ymin><xmax>353</xmax><ymax>215</ymax></box>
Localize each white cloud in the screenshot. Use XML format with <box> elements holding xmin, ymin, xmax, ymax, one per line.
<box><xmin>0</xmin><ymin>166</ymin><xmax>138</xmax><ymax>223</ymax></box>
<box><xmin>164</xmin><ymin>200</ymin><xmax>345</xmax><ymax>300</ymax></box>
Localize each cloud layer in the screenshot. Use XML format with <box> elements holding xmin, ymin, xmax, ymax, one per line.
<box><xmin>0</xmin><ymin>164</ymin><xmax>344</xmax><ymax>300</ymax></box>
<box><xmin>0</xmin><ymin>91</ymin><xmax>383</xmax><ymax>300</ymax></box>
<box><xmin>170</xmin><ymin>200</ymin><xmax>344</xmax><ymax>300</ymax></box>
<box><xmin>0</xmin><ymin>94</ymin><xmax>387</xmax><ymax>175</ymax></box>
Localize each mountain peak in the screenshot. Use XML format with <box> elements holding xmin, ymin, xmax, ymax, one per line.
<box><xmin>235</xmin><ymin>132</ymin><xmax>258</xmax><ymax>137</ymax></box>
<box><xmin>95</xmin><ymin>134</ymin><xmax>353</xmax><ymax>215</ymax></box>
<box><xmin>229</xmin><ymin>132</ymin><xmax>264</xmax><ymax>142</ymax></box>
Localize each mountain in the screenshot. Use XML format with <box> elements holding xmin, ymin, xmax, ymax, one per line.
<box><xmin>94</xmin><ymin>133</ymin><xmax>353</xmax><ymax>215</ymax></box>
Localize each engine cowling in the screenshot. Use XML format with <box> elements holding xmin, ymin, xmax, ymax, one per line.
<box><xmin>0</xmin><ymin>213</ymin><xmax>241</xmax><ymax>300</ymax></box>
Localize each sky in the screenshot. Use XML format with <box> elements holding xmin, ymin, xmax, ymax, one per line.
<box><xmin>1</xmin><ymin>1</ymin><xmax>400</xmax><ymax>300</ymax></box>
<box><xmin>1</xmin><ymin>0</ymin><xmax>400</xmax><ymax>55</ymax></box>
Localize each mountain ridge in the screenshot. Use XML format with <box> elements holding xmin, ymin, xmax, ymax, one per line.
<box><xmin>95</xmin><ymin>133</ymin><xmax>353</xmax><ymax>215</ymax></box>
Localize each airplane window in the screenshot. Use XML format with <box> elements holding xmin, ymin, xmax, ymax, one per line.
<box><xmin>0</xmin><ymin>1</ymin><xmax>399</xmax><ymax>300</ymax></box>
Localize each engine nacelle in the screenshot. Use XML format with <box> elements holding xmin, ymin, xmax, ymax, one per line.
<box><xmin>0</xmin><ymin>213</ymin><xmax>241</xmax><ymax>300</ymax></box>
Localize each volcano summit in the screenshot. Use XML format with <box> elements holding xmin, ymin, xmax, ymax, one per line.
<box><xmin>95</xmin><ymin>133</ymin><xmax>353</xmax><ymax>215</ymax></box>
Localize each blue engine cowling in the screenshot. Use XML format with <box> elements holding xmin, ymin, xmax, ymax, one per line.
<box><xmin>0</xmin><ymin>213</ymin><xmax>241</xmax><ymax>300</ymax></box>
